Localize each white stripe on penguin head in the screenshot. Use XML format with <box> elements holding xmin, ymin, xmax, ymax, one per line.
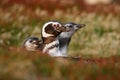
<box><xmin>42</xmin><ymin>21</ymin><xmax>54</xmax><ymax>38</ymax></box>
<box><xmin>42</xmin><ymin>21</ymin><xmax>62</xmax><ymax>38</ymax></box>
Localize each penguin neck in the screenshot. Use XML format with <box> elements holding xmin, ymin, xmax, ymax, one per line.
<box><xmin>59</xmin><ymin>37</ymin><xmax>71</xmax><ymax>48</ymax></box>
<box><xmin>59</xmin><ymin>37</ymin><xmax>71</xmax><ymax>56</ymax></box>
<box><xmin>42</xmin><ymin>36</ymin><xmax>57</xmax><ymax>44</ymax></box>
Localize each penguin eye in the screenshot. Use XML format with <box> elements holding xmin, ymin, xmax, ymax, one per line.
<box><xmin>29</xmin><ymin>40</ymin><xmax>33</xmax><ymax>43</ymax></box>
<box><xmin>53</xmin><ymin>24</ymin><xmax>58</xmax><ymax>27</ymax></box>
<box><xmin>53</xmin><ymin>23</ymin><xmax>61</xmax><ymax>27</ymax></box>
<box><xmin>66</xmin><ymin>24</ymin><xmax>72</xmax><ymax>27</ymax></box>
<box><xmin>70</xmin><ymin>25</ymin><xmax>73</xmax><ymax>27</ymax></box>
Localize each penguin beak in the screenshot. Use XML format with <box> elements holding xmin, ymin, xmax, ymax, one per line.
<box><xmin>77</xmin><ymin>24</ymin><xmax>86</xmax><ymax>28</ymax></box>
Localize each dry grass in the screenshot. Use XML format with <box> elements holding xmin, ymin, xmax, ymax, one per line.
<box><xmin>0</xmin><ymin>47</ymin><xmax>120</xmax><ymax>80</ymax></box>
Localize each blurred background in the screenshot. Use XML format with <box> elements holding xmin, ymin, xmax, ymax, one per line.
<box><xmin>0</xmin><ymin>0</ymin><xmax>120</xmax><ymax>80</ymax></box>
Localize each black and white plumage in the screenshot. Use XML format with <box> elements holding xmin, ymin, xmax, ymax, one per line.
<box><xmin>23</xmin><ymin>21</ymin><xmax>70</xmax><ymax>57</ymax></box>
<box><xmin>41</xmin><ymin>21</ymin><xmax>70</xmax><ymax>57</ymax></box>
<box><xmin>58</xmin><ymin>22</ymin><xmax>86</xmax><ymax>56</ymax></box>
<box><xmin>23</xmin><ymin>37</ymin><xmax>40</xmax><ymax>51</ymax></box>
<box><xmin>23</xmin><ymin>21</ymin><xmax>86</xmax><ymax>57</ymax></box>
